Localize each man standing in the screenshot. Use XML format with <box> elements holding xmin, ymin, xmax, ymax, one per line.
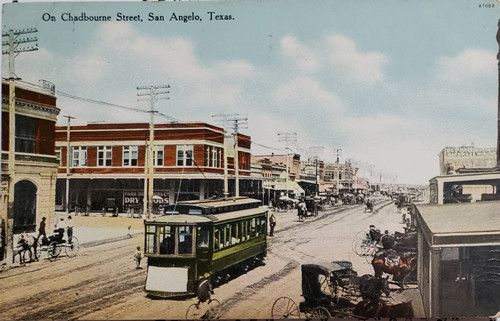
<box><xmin>67</xmin><ymin>216</ymin><xmax>74</xmax><ymax>243</ymax></box>
<box><xmin>269</xmin><ymin>213</ymin><xmax>276</xmax><ymax>237</ymax></box>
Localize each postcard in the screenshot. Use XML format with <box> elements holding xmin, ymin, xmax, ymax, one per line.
<box><xmin>1</xmin><ymin>0</ymin><xmax>500</xmax><ymax>319</ymax></box>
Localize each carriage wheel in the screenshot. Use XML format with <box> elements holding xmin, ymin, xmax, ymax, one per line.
<box><xmin>65</xmin><ymin>236</ymin><xmax>80</xmax><ymax>257</ymax></box>
<box><xmin>308</xmin><ymin>306</ymin><xmax>331</xmax><ymax>318</ymax></box>
<box><xmin>47</xmin><ymin>241</ymin><xmax>61</xmax><ymax>258</ymax></box>
<box><xmin>271</xmin><ymin>297</ymin><xmax>300</xmax><ymax>319</ymax></box>
<box><xmin>352</xmin><ymin>235</ymin><xmax>371</xmax><ymax>257</ymax></box>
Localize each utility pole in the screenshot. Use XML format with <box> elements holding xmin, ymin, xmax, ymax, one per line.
<box><xmin>137</xmin><ymin>85</ymin><xmax>170</xmax><ymax>219</ymax></box>
<box><xmin>308</xmin><ymin>146</ymin><xmax>324</xmax><ymax>196</ymax></box>
<box><xmin>212</xmin><ymin>114</ymin><xmax>247</xmax><ymax>198</ymax></box>
<box><xmin>278</xmin><ymin>132</ymin><xmax>297</xmax><ymax>196</ymax></box>
<box><xmin>63</xmin><ymin>115</ymin><xmax>75</xmax><ymax>215</ymax></box>
<box><xmin>229</xmin><ymin>116</ymin><xmax>248</xmax><ymax>197</ymax></box>
<box><xmin>212</xmin><ymin>113</ymin><xmax>237</xmax><ymax>198</ymax></box>
<box><xmin>1</xmin><ymin>27</ymin><xmax>38</xmax><ymax>264</ymax></box>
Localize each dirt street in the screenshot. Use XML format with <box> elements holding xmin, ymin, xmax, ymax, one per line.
<box><xmin>0</xmin><ymin>198</ymin><xmax>415</xmax><ymax>320</ymax></box>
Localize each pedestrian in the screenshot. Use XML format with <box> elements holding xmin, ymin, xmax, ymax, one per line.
<box><xmin>54</xmin><ymin>217</ymin><xmax>66</xmax><ymax>242</ymax></box>
<box><xmin>67</xmin><ymin>215</ymin><xmax>74</xmax><ymax>243</ymax></box>
<box><xmin>37</xmin><ymin>217</ymin><xmax>47</xmax><ymax>244</ymax></box>
<box><xmin>269</xmin><ymin>213</ymin><xmax>276</xmax><ymax>236</ymax></box>
<box><xmin>134</xmin><ymin>246</ymin><xmax>142</xmax><ymax>269</ymax></box>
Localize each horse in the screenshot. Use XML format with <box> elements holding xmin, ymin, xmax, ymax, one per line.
<box><xmin>353</xmin><ymin>299</ymin><xmax>414</xmax><ymax>318</ymax></box>
<box><xmin>16</xmin><ymin>232</ymin><xmax>38</xmax><ymax>264</ymax></box>
<box><xmin>358</xmin><ymin>274</ymin><xmax>391</xmax><ymax>301</ymax></box>
<box><xmin>371</xmin><ymin>250</ymin><xmax>417</xmax><ymax>288</ymax></box>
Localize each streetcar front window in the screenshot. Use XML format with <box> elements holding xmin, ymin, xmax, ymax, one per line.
<box><xmin>197</xmin><ymin>226</ymin><xmax>210</xmax><ymax>248</ymax></box>
<box><xmin>145</xmin><ymin>225</ymin><xmax>156</xmax><ymax>254</ymax></box>
<box><xmin>178</xmin><ymin>226</ymin><xmax>193</xmax><ymax>254</ymax></box>
<box><xmin>160</xmin><ymin>226</ymin><xmax>175</xmax><ymax>255</ymax></box>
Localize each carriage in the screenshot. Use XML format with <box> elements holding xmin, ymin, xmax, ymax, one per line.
<box><xmin>36</xmin><ymin>229</ymin><xmax>80</xmax><ymax>259</ymax></box>
<box><xmin>271</xmin><ymin>261</ymin><xmax>363</xmax><ymax>318</ymax></box>
<box><xmin>271</xmin><ymin>261</ymin><xmax>414</xmax><ymax>318</ymax></box>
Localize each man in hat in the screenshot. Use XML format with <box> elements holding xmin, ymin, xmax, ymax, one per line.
<box><xmin>196</xmin><ymin>273</ymin><xmax>214</xmax><ymax>307</ymax></box>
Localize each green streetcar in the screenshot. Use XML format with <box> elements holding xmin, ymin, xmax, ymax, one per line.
<box><xmin>144</xmin><ymin>197</ymin><xmax>268</xmax><ymax>298</ymax></box>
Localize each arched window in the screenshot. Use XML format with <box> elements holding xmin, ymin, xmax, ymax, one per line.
<box><xmin>13</xmin><ymin>180</ymin><xmax>37</xmax><ymax>234</ymax></box>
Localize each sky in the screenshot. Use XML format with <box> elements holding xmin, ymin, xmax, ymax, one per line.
<box><xmin>2</xmin><ymin>0</ymin><xmax>499</xmax><ymax>185</ymax></box>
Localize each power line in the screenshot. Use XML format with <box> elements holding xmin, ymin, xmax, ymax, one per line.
<box><xmin>56</xmin><ymin>90</ymin><xmax>180</xmax><ymax>123</ymax></box>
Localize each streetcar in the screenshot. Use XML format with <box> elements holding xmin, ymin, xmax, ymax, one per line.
<box><xmin>143</xmin><ymin>197</ymin><xmax>268</xmax><ymax>298</ymax></box>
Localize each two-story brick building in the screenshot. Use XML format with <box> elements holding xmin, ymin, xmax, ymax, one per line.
<box><xmin>54</xmin><ymin>122</ymin><xmax>255</xmax><ymax>214</ymax></box>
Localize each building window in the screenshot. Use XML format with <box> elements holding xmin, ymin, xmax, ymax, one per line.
<box><xmin>205</xmin><ymin>146</ymin><xmax>222</xmax><ymax>168</ymax></box>
<box><xmin>55</xmin><ymin>146</ymin><xmax>62</xmax><ymax>166</ymax></box>
<box><xmin>155</xmin><ymin>146</ymin><xmax>164</xmax><ymax>166</ymax></box>
<box><xmin>71</xmin><ymin>146</ymin><xmax>87</xmax><ymax>167</ymax></box>
<box><xmin>177</xmin><ymin>145</ymin><xmax>193</xmax><ymax>166</ymax></box>
<box><xmin>98</xmin><ymin>146</ymin><xmax>112</xmax><ymax>167</ymax></box>
<box><xmin>123</xmin><ymin>145</ymin><xmax>138</xmax><ymax>166</ymax></box>
<box><xmin>15</xmin><ymin>115</ymin><xmax>35</xmax><ymax>153</ymax></box>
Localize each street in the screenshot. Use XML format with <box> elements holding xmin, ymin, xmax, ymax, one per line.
<box><xmin>0</xmin><ymin>198</ymin><xmax>420</xmax><ymax>319</ymax></box>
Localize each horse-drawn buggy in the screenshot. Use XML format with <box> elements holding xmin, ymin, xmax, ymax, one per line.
<box><xmin>271</xmin><ymin>260</ymin><xmax>412</xmax><ymax>318</ymax></box>
<box><xmin>36</xmin><ymin>228</ymin><xmax>80</xmax><ymax>259</ymax></box>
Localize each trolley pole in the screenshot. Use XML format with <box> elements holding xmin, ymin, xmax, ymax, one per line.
<box><xmin>138</xmin><ymin>85</ymin><xmax>170</xmax><ymax>219</ymax></box>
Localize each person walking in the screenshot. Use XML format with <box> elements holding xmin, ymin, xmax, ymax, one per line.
<box><xmin>269</xmin><ymin>213</ymin><xmax>276</xmax><ymax>236</ymax></box>
<box><xmin>37</xmin><ymin>217</ymin><xmax>47</xmax><ymax>244</ymax></box>
<box><xmin>134</xmin><ymin>246</ymin><xmax>142</xmax><ymax>269</ymax></box>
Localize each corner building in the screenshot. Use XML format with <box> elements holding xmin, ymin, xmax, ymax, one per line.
<box><xmin>54</xmin><ymin>122</ymin><xmax>254</xmax><ymax>213</ymax></box>
<box><xmin>1</xmin><ymin>79</ymin><xmax>60</xmax><ymax>262</ymax></box>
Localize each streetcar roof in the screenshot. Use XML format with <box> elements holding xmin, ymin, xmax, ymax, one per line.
<box><xmin>147</xmin><ymin>206</ymin><xmax>268</xmax><ymax>224</ymax></box>
<box><xmin>173</xmin><ymin>197</ymin><xmax>261</xmax><ymax>209</ymax></box>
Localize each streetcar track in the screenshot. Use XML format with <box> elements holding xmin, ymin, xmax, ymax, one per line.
<box><xmin>220</xmin><ymin>261</ymin><xmax>298</xmax><ymax>312</ymax></box>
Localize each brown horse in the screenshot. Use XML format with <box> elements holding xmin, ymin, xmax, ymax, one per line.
<box><xmin>354</xmin><ymin>299</ymin><xmax>414</xmax><ymax>318</ymax></box>
<box><xmin>371</xmin><ymin>250</ymin><xmax>417</xmax><ymax>288</ymax></box>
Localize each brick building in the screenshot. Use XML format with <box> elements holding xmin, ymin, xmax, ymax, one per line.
<box><xmin>54</xmin><ymin>122</ymin><xmax>256</xmax><ymax>214</ymax></box>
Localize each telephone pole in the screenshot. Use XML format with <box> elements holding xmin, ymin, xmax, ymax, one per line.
<box><xmin>212</xmin><ymin>114</ymin><xmax>247</xmax><ymax>197</ymax></box>
<box><xmin>278</xmin><ymin>132</ymin><xmax>297</xmax><ymax>194</ymax></box>
<box><xmin>308</xmin><ymin>146</ymin><xmax>324</xmax><ymax>196</ymax></box>
<box><xmin>1</xmin><ymin>27</ymin><xmax>38</xmax><ymax>263</ymax></box>
<box><xmin>63</xmin><ymin>115</ymin><xmax>75</xmax><ymax>215</ymax></box>
<box><xmin>137</xmin><ymin>85</ymin><xmax>170</xmax><ymax>219</ymax></box>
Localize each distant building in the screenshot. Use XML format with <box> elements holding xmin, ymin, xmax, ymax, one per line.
<box><xmin>54</xmin><ymin>122</ymin><xmax>256</xmax><ymax>214</ymax></box>
<box><xmin>439</xmin><ymin>146</ymin><xmax>496</xmax><ymax>175</ymax></box>
<box><xmin>1</xmin><ymin>79</ymin><xmax>60</xmax><ymax>262</ymax></box>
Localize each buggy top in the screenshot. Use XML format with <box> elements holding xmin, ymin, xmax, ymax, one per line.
<box><xmin>301</xmin><ymin>261</ymin><xmax>353</xmax><ymax>300</ymax></box>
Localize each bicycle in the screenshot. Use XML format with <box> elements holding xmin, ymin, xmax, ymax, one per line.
<box><xmin>186</xmin><ymin>299</ymin><xmax>221</xmax><ymax>319</ymax></box>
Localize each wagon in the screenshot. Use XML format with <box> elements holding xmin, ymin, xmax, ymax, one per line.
<box><xmin>271</xmin><ymin>261</ymin><xmax>361</xmax><ymax>318</ymax></box>
<box><xmin>36</xmin><ymin>229</ymin><xmax>80</xmax><ymax>259</ymax></box>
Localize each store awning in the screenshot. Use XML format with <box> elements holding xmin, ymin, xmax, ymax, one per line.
<box><xmin>265</xmin><ymin>181</ymin><xmax>305</xmax><ymax>195</ymax></box>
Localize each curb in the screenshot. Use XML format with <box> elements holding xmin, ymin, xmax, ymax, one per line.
<box><xmin>80</xmin><ymin>232</ymin><xmax>143</xmax><ymax>248</ymax></box>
